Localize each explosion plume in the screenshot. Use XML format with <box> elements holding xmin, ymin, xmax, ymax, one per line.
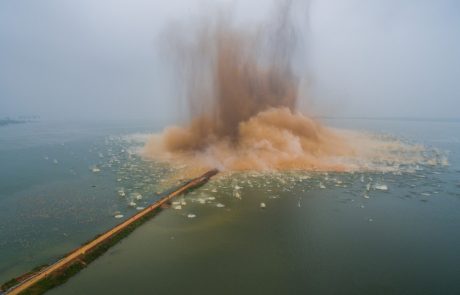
<box><xmin>143</xmin><ymin>1</ymin><xmax>445</xmax><ymax>172</ymax></box>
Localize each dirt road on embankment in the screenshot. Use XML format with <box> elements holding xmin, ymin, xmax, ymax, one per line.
<box><xmin>5</xmin><ymin>169</ymin><xmax>218</xmax><ymax>295</ymax></box>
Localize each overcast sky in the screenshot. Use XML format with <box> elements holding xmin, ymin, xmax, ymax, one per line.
<box><xmin>1</xmin><ymin>0</ymin><xmax>459</xmax><ymax>120</ymax></box>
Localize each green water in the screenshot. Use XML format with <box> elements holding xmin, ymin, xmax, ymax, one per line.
<box><xmin>49</xmin><ymin>169</ymin><xmax>460</xmax><ymax>295</ymax></box>
<box><xmin>1</xmin><ymin>119</ymin><xmax>460</xmax><ymax>294</ymax></box>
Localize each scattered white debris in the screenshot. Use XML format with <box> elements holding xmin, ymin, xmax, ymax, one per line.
<box><xmin>211</xmin><ymin>188</ymin><xmax>217</xmax><ymax>193</ymax></box>
<box><xmin>172</xmin><ymin>201</ymin><xmax>181</xmax><ymax>205</ymax></box>
<box><xmin>174</xmin><ymin>205</ymin><xmax>182</xmax><ymax>210</ymax></box>
<box><xmin>421</xmin><ymin>192</ymin><xmax>431</xmax><ymax>196</ymax></box>
<box><xmin>114</xmin><ymin>214</ymin><xmax>124</xmax><ymax>219</ymax></box>
<box><xmin>91</xmin><ymin>167</ymin><xmax>101</xmax><ymax>173</ymax></box>
<box><xmin>136</xmin><ymin>206</ymin><xmax>145</xmax><ymax>211</ymax></box>
<box><xmin>216</xmin><ymin>203</ymin><xmax>225</xmax><ymax>208</ymax></box>
<box><xmin>234</xmin><ymin>190</ymin><xmax>242</xmax><ymax>199</ymax></box>
<box><xmin>187</xmin><ymin>213</ymin><xmax>196</xmax><ymax>218</ymax></box>
<box><xmin>53</xmin><ymin>159</ymin><xmax>59</xmax><ymax>164</ymax></box>
<box><xmin>129</xmin><ymin>201</ymin><xmax>137</xmax><ymax>207</ymax></box>
<box><xmin>207</xmin><ymin>196</ymin><xmax>216</xmax><ymax>201</ymax></box>
<box><xmin>260</xmin><ymin>202</ymin><xmax>266</xmax><ymax>208</ymax></box>
<box><xmin>319</xmin><ymin>182</ymin><xmax>326</xmax><ymax>189</ymax></box>
<box><xmin>135</xmin><ymin>194</ymin><xmax>143</xmax><ymax>200</ymax></box>
<box><xmin>198</xmin><ymin>198</ymin><xmax>206</xmax><ymax>204</ymax></box>
<box><xmin>364</xmin><ymin>194</ymin><xmax>370</xmax><ymax>199</ymax></box>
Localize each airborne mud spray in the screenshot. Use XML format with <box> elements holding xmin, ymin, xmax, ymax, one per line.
<box><xmin>144</xmin><ymin>1</ymin><xmax>447</xmax><ymax>173</ymax></box>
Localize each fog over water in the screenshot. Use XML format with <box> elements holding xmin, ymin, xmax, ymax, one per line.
<box><xmin>1</xmin><ymin>0</ymin><xmax>459</xmax><ymax>120</ymax></box>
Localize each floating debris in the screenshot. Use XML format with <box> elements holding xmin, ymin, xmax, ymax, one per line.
<box><xmin>260</xmin><ymin>202</ymin><xmax>266</xmax><ymax>208</ymax></box>
<box><xmin>53</xmin><ymin>159</ymin><xmax>59</xmax><ymax>164</ymax></box>
<box><xmin>366</xmin><ymin>183</ymin><xmax>371</xmax><ymax>191</ymax></box>
<box><xmin>174</xmin><ymin>205</ymin><xmax>182</xmax><ymax>210</ymax></box>
<box><xmin>187</xmin><ymin>213</ymin><xmax>196</xmax><ymax>218</ymax></box>
<box><xmin>374</xmin><ymin>184</ymin><xmax>388</xmax><ymax>191</ymax></box>
<box><xmin>114</xmin><ymin>214</ymin><xmax>124</xmax><ymax>219</ymax></box>
<box><xmin>136</xmin><ymin>206</ymin><xmax>145</xmax><ymax>211</ymax></box>
<box><xmin>91</xmin><ymin>167</ymin><xmax>101</xmax><ymax>173</ymax></box>
<box><xmin>319</xmin><ymin>182</ymin><xmax>326</xmax><ymax>189</ymax></box>
<box><xmin>216</xmin><ymin>203</ymin><xmax>225</xmax><ymax>208</ymax></box>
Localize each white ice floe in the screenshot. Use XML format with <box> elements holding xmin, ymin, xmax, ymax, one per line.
<box><xmin>207</xmin><ymin>196</ymin><xmax>216</xmax><ymax>201</ymax></box>
<box><xmin>172</xmin><ymin>201</ymin><xmax>181</xmax><ymax>205</ymax></box>
<box><xmin>216</xmin><ymin>203</ymin><xmax>225</xmax><ymax>208</ymax></box>
<box><xmin>366</xmin><ymin>183</ymin><xmax>371</xmax><ymax>191</ymax></box>
<box><xmin>198</xmin><ymin>198</ymin><xmax>206</xmax><ymax>204</ymax></box>
<box><xmin>91</xmin><ymin>167</ymin><xmax>101</xmax><ymax>173</ymax></box>
<box><xmin>260</xmin><ymin>202</ymin><xmax>266</xmax><ymax>208</ymax></box>
<box><xmin>374</xmin><ymin>184</ymin><xmax>388</xmax><ymax>191</ymax></box>
<box><xmin>114</xmin><ymin>214</ymin><xmax>124</xmax><ymax>219</ymax></box>
<box><xmin>187</xmin><ymin>214</ymin><xmax>196</xmax><ymax>218</ymax></box>
<box><xmin>174</xmin><ymin>205</ymin><xmax>182</xmax><ymax>210</ymax></box>
<box><xmin>136</xmin><ymin>206</ymin><xmax>145</xmax><ymax>211</ymax></box>
<box><xmin>319</xmin><ymin>182</ymin><xmax>326</xmax><ymax>189</ymax></box>
<box><xmin>129</xmin><ymin>201</ymin><xmax>137</xmax><ymax>207</ymax></box>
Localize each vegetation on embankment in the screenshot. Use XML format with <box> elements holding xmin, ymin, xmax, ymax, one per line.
<box><xmin>1</xmin><ymin>207</ymin><xmax>163</xmax><ymax>295</ymax></box>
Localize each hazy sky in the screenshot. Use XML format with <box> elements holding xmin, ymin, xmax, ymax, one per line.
<box><xmin>1</xmin><ymin>0</ymin><xmax>459</xmax><ymax>120</ymax></box>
